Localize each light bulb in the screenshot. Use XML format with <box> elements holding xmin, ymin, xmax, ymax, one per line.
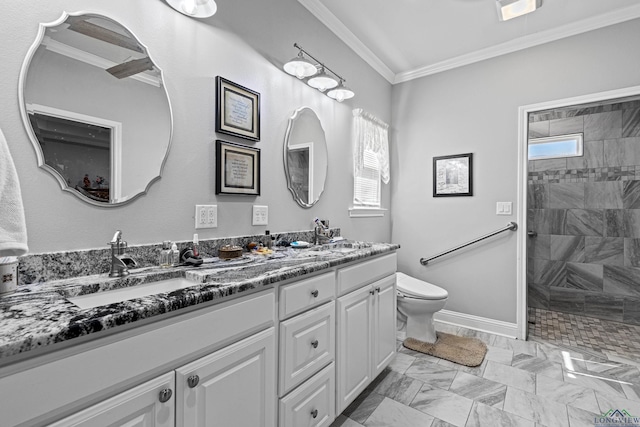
<box><xmin>182</xmin><ymin>0</ymin><xmax>197</xmax><ymax>15</ymax></box>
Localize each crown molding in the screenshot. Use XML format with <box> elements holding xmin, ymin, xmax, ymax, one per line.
<box><xmin>299</xmin><ymin>0</ymin><xmax>640</xmax><ymax>85</ymax></box>
<box><xmin>297</xmin><ymin>0</ymin><xmax>395</xmax><ymax>84</ymax></box>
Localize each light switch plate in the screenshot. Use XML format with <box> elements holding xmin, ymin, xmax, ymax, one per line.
<box><xmin>496</xmin><ymin>202</ymin><xmax>512</xmax><ymax>215</ymax></box>
<box><xmin>195</xmin><ymin>205</ymin><xmax>217</xmax><ymax>228</ymax></box>
<box><xmin>252</xmin><ymin>205</ymin><xmax>268</xmax><ymax>225</ymax></box>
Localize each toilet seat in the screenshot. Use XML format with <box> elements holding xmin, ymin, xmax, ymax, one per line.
<box><xmin>396</xmin><ymin>272</ymin><xmax>448</xmax><ymax>300</ymax></box>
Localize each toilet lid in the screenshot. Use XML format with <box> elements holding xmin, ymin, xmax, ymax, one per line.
<box><xmin>396</xmin><ymin>272</ymin><xmax>448</xmax><ymax>300</ymax></box>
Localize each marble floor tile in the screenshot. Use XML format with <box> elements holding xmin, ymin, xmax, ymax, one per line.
<box><xmin>432</xmin><ymin>419</ymin><xmax>458</xmax><ymax>427</ymax></box>
<box><xmin>563</xmin><ymin>369</ymin><xmax>627</xmax><ymax>400</ymax></box>
<box><xmin>490</xmin><ymin>335</ymin><xmax>538</xmax><ymax>356</ymax></box>
<box><xmin>511</xmin><ymin>353</ymin><xmax>564</xmax><ymax>381</ymax></box>
<box><xmin>485</xmin><ymin>345</ymin><xmax>514</xmax><ymax>365</ymax></box>
<box><xmin>449</xmin><ymin>371</ymin><xmax>507</xmax><ymax>408</ymax></box>
<box><xmin>535</xmin><ymin>375</ymin><xmax>600</xmax><ymax>413</ymax></box>
<box><xmin>437</xmin><ymin>357</ymin><xmax>488</xmax><ymax>377</ymax></box>
<box><xmin>622</xmin><ymin>383</ymin><xmax>640</xmax><ymax>402</ymax></box>
<box><xmin>566</xmin><ymin>405</ymin><xmax>600</xmax><ymax>427</ymax></box>
<box><xmin>410</xmin><ymin>383</ymin><xmax>474</xmax><ymax>427</ymax></box>
<box><xmin>330</xmin><ymin>415</ymin><xmax>365</xmax><ymax>427</ymax></box>
<box><xmin>373</xmin><ymin>369</ymin><xmax>423</xmax><ymax>406</ymax></box>
<box><xmin>387</xmin><ymin>352</ymin><xmax>416</xmax><ymax>374</ymax></box>
<box><xmin>503</xmin><ymin>387</ymin><xmax>570</xmax><ymax>427</ymax></box>
<box><xmin>535</xmin><ymin>342</ymin><xmax>586</xmax><ymax>368</ymax></box>
<box><xmin>594</xmin><ymin>390</ymin><xmax>640</xmax><ymax>415</ymax></box>
<box><xmin>404</xmin><ymin>358</ymin><xmax>458</xmax><ymax>390</ymax></box>
<box><xmin>365</xmin><ymin>397</ymin><xmax>435</xmax><ymax>427</ymax></box>
<box><xmin>465</xmin><ymin>401</ymin><xmax>534</xmax><ymax>427</ymax></box>
<box><xmin>342</xmin><ymin>390</ymin><xmax>385</xmax><ymax>424</ymax></box>
<box><xmin>483</xmin><ymin>360</ymin><xmax>536</xmax><ymax>393</ymax></box>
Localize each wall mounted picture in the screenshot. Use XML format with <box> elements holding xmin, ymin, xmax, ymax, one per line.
<box><xmin>433</xmin><ymin>153</ymin><xmax>473</xmax><ymax>197</ymax></box>
<box><xmin>215</xmin><ymin>140</ymin><xmax>260</xmax><ymax>195</ymax></box>
<box><xmin>215</xmin><ymin>76</ymin><xmax>260</xmax><ymax>141</ymax></box>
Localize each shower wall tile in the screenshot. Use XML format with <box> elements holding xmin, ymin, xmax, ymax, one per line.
<box><xmin>603</xmin><ymin>265</ymin><xmax>640</xmax><ymax>298</ymax></box>
<box><xmin>548</xmin><ymin>209</ymin><xmax>568</xmax><ymax>235</ymax></box>
<box><xmin>565</xmin><ymin>262</ymin><xmax>603</xmax><ymax>291</ymax></box>
<box><xmin>550</xmin><ymin>235</ymin><xmax>584</xmax><ymax>262</ymax></box>
<box><xmin>532</xmin><ymin>158</ymin><xmax>567</xmax><ymax>172</ymax></box>
<box><xmin>584</xmin><ymin>294</ymin><xmax>624</xmax><ymax>322</ymax></box>
<box><xmin>528</xmin><ymin>283</ymin><xmax>550</xmax><ymax>310</ymax></box>
<box><xmin>605</xmin><ymin>210</ymin><xmax>625</xmax><ymax>237</ymax></box>
<box><xmin>529</xmin><ymin>209</ymin><xmax>560</xmax><ymax>234</ymax></box>
<box><xmin>549</xmin><ymin>287</ymin><xmax>584</xmax><ymax>315</ymax></box>
<box><xmin>584</xmin><ymin>111</ymin><xmax>622</xmax><ymax>141</ymax></box>
<box><xmin>585</xmin><ymin>181</ymin><xmax>623</xmax><ymax>209</ymax></box>
<box><xmin>529</xmin><ymin>234</ymin><xmax>550</xmax><ymax>260</ymax></box>
<box><xmin>623</xmin><ymin>299</ymin><xmax>640</xmax><ymax>326</ymax></box>
<box><xmin>528</xmin><ymin>184</ymin><xmax>548</xmax><ymax>209</ymax></box>
<box><xmin>623</xmin><ymin>180</ymin><xmax>640</xmax><ymax>209</ymax></box>
<box><xmin>584</xmin><ymin>237</ymin><xmax>624</xmax><ymax>265</ymax></box>
<box><xmin>565</xmin><ymin>209</ymin><xmax>603</xmax><ymax>236</ymax></box>
<box><xmin>624</xmin><ymin>238</ymin><xmax>640</xmax><ymax>267</ymax></box>
<box><xmin>533</xmin><ymin>260</ymin><xmax>566</xmax><ymax>287</ymax></box>
<box><xmin>567</xmin><ymin>140</ymin><xmax>604</xmax><ymax>169</ymax></box>
<box><xmin>623</xmin><ymin>210</ymin><xmax>640</xmax><ymax>237</ymax></box>
<box><xmin>550</xmin><ymin>116</ymin><xmax>583</xmax><ymax>136</ymax></box>
<box><xmin>622</xmin><ymin>108</ymin><xmax>640</xmax><ymax>137</ymax></box>
<box><xmin>604</xmin><ymin>137</ymin><xmax>640</xmax><ymax>167</ymax></box>
<box><xmin>549</xmin><ymin>183</ymin><xmax>584</xmax><ymax>208</ymax></box>
<box><xmin>529</xmin><ymin>120</ymin><xmax>550</xmax><ymax>138</ymax></box>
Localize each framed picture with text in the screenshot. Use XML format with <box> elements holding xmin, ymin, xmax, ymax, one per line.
<box><xmin>215</xmin><ymin>140</ymin><xmax>260</xmax><ymax>195</ymax></box>
<box><xmin>215</xmin><ymin>76</ymin><xmax>260</xmax><ymax>141</ymax></box>
<box><xmin>433</xmin><ymin>153</ymin><xmax>473</xmax><ymax>197</ymax></box>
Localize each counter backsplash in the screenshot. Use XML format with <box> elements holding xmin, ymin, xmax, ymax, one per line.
<box><xmin>17</xmin><ymin>229</ymin><xmax>339</xmax><ymax>286</ymax></box>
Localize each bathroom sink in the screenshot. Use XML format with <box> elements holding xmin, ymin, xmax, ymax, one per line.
<box><xmin>66</xmin><ymin>277</ymin><xmax>197</xmax><ymax>309</ymax></box>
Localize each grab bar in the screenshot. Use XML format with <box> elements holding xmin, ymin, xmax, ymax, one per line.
<box><xmin>420</xmin><ymin>222</ymin><xmax>517</xmax><ymax>266</ymax></box>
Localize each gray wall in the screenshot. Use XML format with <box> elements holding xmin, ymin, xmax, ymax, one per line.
<box><xmin>391</xmin><ymin>18</ymin><xmax>640</xmax><ymax>324</ymax></box>
<box><xmin>528</xmin><ymin>99</ymin><xmax>640</xmax><ymax>326</ymax></box>
<box><xmin>1</xmin><ymin>0</ymin><xmax>392</xmax><ymax>253</ymax></box>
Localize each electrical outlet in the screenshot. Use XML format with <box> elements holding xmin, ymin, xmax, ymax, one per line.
<box><xmin>195</xmin><ymin>205</ymin><xmax>217</xmax><ymax>229</ymax></box>
<box><xmin>496</xmin><ymin>202</ymin><xmax>512</xmax><ymax>215</ymax></box>
<box><xmin>252</xmin><ymin>205</ymin><xmax>268</xmax><ymax>225</ymax></box>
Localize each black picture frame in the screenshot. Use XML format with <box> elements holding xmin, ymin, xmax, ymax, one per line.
<box><xmin>215</xmin><ymin>140</ymin><xmax>261</xmax><ymax>195</ymax></box>
<box><xmin>433</xmin><ymin>153</ymin><xmax>473</xmax><ymax>197</ymax></box>
<box><xmin>215</xmin><ymin>76</ymin><xmax>260</xmax><ymax>141</ymax></box>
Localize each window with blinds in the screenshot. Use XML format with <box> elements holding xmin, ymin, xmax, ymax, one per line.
<box><xmin>354</xmin><ymin>149</ymin><xmax>381</xmax><ymax>207</ymax></box>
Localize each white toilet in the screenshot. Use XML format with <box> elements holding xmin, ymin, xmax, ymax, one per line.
<box><xmin>396</xmin><ymin>272</ymin><xmax>448</xmax><ymax>343</ymax></box>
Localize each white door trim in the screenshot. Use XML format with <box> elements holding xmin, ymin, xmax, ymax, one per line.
<box><xmin>516</xmin><ymin>84</ymin><xmax>640</xmax><ymax>340</ymax></box>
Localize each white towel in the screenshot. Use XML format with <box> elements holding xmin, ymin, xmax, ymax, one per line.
<box><xmin>0</xmin><ymin>128</ymin><xmax>28</xmax><ymax>257</ymax></box>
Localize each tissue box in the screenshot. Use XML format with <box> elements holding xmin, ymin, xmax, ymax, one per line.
<box><xmin>0</xmin><ymin>261</ymin><xmax>18</xmax><ymax>295</ymax></box>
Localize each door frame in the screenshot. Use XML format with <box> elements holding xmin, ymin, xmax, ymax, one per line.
<box><xmin>516</xmin><ymin>84</ymin><xmax>640</xmax><ymax>340</ymax></box>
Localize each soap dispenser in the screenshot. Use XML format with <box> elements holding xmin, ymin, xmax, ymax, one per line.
<box><xmin>160</xmin><ymin>241</ymin><xmax>172</xmax><ymax>268</ymax></box>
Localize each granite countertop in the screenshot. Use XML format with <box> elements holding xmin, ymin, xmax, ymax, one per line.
<box><xmin>0</xmin><ymin>242</ymin><xmax>399</xmax><ymax>361</ymax></box>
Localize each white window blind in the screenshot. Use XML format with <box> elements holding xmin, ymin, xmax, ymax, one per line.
<box><xmin>354</xmin><ymin>149</ymin><xmax>381</xmax><ymax>207</ymax></box>
<box><xmin>352</xmin><ymin>109</ymin><xmax>389</xmax><ymax>209</ymax></box>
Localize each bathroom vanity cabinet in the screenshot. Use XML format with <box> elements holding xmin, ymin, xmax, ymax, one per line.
<box><xmin>0</xmin><ymin>251</ymin><xmax>396</xmax><ymax>427</ymax></box>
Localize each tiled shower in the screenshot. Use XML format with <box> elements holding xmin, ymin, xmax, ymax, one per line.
<box><xmin>527</xmin><ymin>96</ymin><xmax>640</xmax><ymax>327</ymax></box>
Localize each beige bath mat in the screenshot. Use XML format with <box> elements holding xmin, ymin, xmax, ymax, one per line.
<box><xmin>403</xmin><ymin>332</ymin><xmax>487</xmax><ymax>367</ymax></box>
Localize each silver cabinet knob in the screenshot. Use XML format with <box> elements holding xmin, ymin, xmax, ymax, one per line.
<box><xmin>187</xmin><ymin>375</ymin><xmax>200</xmax><ymax>388</ymax></box>
<box><xmin>311</xmin><ymin>409</ymin><xmax>318</xmax><ymax>419</ymax></box>
<box><xmin>158</xmin><ymin>388</ymin><xmax>172</xmax><ymax>403</ymax></box>
<box><xmin>311</xmin><ymin>339</ymin><xmax>319</xmax><ymax>348</ymax></box>
<box><xmin>311</xmin><ymin>289</ymin><xmax>319</xmax><ymax>297</ymax></box>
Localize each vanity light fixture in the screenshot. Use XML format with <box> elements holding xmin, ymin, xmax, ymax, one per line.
<box><xmin>283</xmin><ymin>43</ymin><xmax>354</xmax><ymax>101</ymax></box>
<box><xmin>497</xmin><ymin>0</ymin><xmax>542</xmax><ymax>21</ymax></box>
<box><xmin>165</xmin><ymin>0</ymin><xmax>217</xmax><ymax>18</ymax></box>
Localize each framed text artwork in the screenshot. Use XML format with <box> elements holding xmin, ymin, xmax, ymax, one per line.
<box><xmin>433</xmin><ymin>153</ymin><xmax>473</xmax><ymax>197</ymax></box>
<box><xmin>215</xmin><ymin>140</ymin><xmax>260</xmax><ymax>196</ymax></box>
<box><xmin>215</xmin><ymin>76</ymin><xmax>260</xmax><ymax>141</ymax></box>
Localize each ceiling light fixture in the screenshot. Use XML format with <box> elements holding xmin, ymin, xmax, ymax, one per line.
<box><xmin>283</xmin><ymin>43</ymin><xmax>354</xmax><ymax>101</ymax></box>
<box><xmin>165</xmin><ymin>0</ymin><xmax>217</xmax><ymax>18</ymax></box>
<box><xmin>496</xmin><ymin>0</ymin><xmax>542</xmax><ymax>21</ymax></box>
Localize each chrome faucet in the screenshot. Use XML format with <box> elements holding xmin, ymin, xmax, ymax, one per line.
<box><xmin>109</xmin><ymin>230</ymin><xmax>137</xmax><ymax>277</ymax></box>
<box><xmin>314</xmin><ymin>219</ymin><xmax>332</xmax><ymax>245</ymax></box>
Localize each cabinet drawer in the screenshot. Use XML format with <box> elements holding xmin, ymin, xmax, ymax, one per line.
<box><xmin>279</xmin><ymin>362</ymin><xmax>335</xmax><ymax>427</ymax></box>
<box><xmin>279</xmin><ymin>301</ymin><xmax>335</xmax><ymax>396</ymax></box>
<box><xmin>279</xmin><ymin>271</ymin><xmax>335</xmax><ymax>320</ymax></box>
<box><xmin>337</xmin><ymin>253</ymin><xmax>397</xmax><ymax>296</ymax></box>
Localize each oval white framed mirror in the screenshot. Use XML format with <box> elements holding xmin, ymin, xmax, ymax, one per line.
<box><xmin>18</xmin><ymin>11</ymin><xmax>173</xmax><ymax>206</ymax></box>
<box><xmin>283</xmin><ymin>107</ymin><xmax>328</xmax><ymax>208</ymax></box>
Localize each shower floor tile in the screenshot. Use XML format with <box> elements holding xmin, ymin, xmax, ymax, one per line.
<box><xmin>528</xmin><ymin>307</ymin><xmax>640</xmax><ymax>361</ymax></box>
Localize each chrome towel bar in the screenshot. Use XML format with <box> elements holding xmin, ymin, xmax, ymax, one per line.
<box><xmin>420</xmin><ymin>222</ymin><xmax>517</xmax><ymax>266</ymax></box>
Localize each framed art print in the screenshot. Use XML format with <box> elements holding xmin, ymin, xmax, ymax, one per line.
<box><xmin>215</xmin><ymin>76</ymin><xmax>260</xmax><ymax>141</ymax></box>
<box><xmin>215</xmin><ymin>140</ymin><xmax>260</xmax><ymax>195</ymax></box>
<box><xmin>433</xmin><ymin>153</ymin><xmax>473</xmax><ymax>197</ymax></box>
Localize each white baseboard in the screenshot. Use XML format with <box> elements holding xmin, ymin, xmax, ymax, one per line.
<box><xmin>434</xmin><ymin>309</ymin><xmax>519</xmax><ymax>339</ymax></box>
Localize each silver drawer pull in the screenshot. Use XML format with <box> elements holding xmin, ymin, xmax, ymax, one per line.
<box><xmin>311</xmin><ymin>409</ymin><xmax>318</xmax><ymax>419</ymax></box>
<box><xmin>311</xmin><ymin>289</ymin><xmax>319</xmax><ymax>297</ymax></box>
<box><xmin>375</xmin><ymin>287</ymin><xmax>381</xmax><ymax>293</ymax></box>
<box><xmin>311</xmin><ymin>339</ymin><xmax>319</xmax><ymax>348</ymax></box>
<box><xmin>158</xmin><ymin>388</ymin><xmax>172</xmax><ymax>403</ymax></box>
<box><xmin>187</xmin><ymin>375</ymin><xmax>200</xmax><ymax>388</ymax></box>
<box><xmin>369</xmin><ymin>289</ymin><xmax>375</xmax><ymax>295</ymax></box>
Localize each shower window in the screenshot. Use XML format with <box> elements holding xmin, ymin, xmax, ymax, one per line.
<box><xmin>528</xmin><ymin>133</ymin><xmax>583</xmax><ymax>160</ymax></box>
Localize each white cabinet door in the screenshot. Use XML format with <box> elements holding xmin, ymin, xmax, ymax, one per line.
<box><xmin>176</xmin><ymin>327</ymin><xmax>276</xmax><ymax>427</ymax></box>
<box><xmin>47</xmin><ymin>372</ymin><xmax>175</xmax><ymax>427</ymax></box>
<box><xmin>372</xmin><ymin>275</ymin><xmax>397</xmax><ymax>377</ymax></box>
<box><xmin>336</xmin><ymin>285</ymin><xmax>372</xmax><ymax>414</ymax></box>
<box><xmin>279</xmin><ymin>362</ymin><xmax>335</xmax><ymax>427</ymax></box>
